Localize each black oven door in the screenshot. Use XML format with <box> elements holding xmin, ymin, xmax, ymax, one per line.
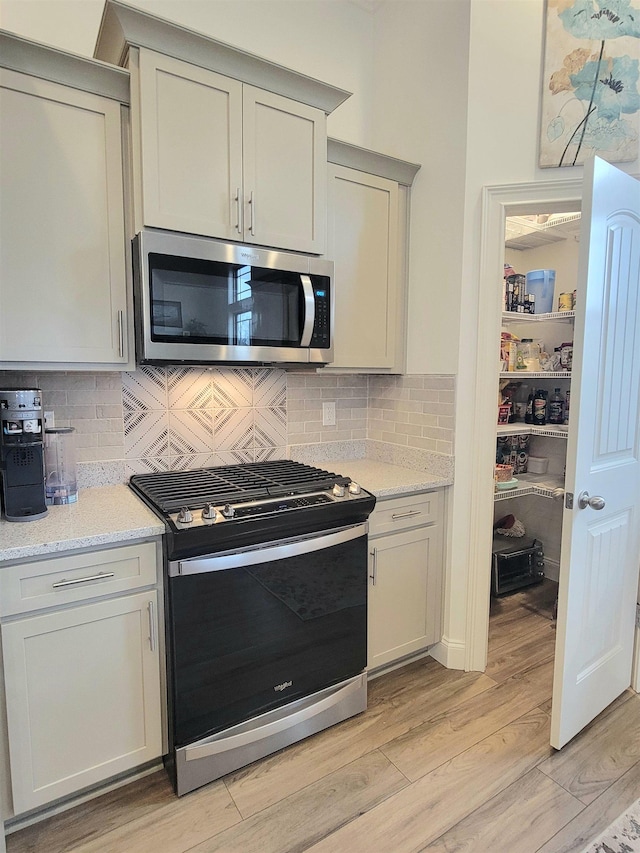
<box><xmin>167</xmin><ymin>524</ymin><xmax>367</xmax><ymax>754</ymax></box>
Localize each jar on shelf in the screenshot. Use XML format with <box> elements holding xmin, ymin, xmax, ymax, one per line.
<box><xmin>516</xmin><ymin>339</ymin><xmax>541</xmax><ymax>372</ymax></box>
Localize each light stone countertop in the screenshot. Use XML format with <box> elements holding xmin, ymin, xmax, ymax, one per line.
<box><xmin>0</xmin><ymin>485</ymin><xmax>164</xmax><ymax>564</ymax></box>
<box><xmin>0</xmin><ymin>460</ymin><xmax>451</xmax><ymax>563</ymax></box>
<box><xmin>322</xmin><ymin>459</ymin><xmax>452</xmax><ymax>498</ymax></box>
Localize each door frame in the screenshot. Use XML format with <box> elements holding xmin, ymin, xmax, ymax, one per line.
<box><xmin>465</xmin><ymin>176</ymin><xmax>583</xmax><ymax>672</ymax></box>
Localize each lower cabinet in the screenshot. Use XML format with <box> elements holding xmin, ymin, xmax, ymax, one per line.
<box><xmin>367</xmin><ymin>491</ymin><xmax>443</xmax><ymax>672</ymax></box>
<box><xmin>0</xmin><ymin>543</ymin><xmax>163</xmax><ymax>815</ymax></box>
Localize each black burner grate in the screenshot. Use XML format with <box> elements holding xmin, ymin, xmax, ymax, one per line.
<box><xmin>129</xmin><ymin>460</ymin><xmax>351</xmax><ymax>513</ymax></box>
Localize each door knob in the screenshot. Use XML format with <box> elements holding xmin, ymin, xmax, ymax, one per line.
<box><xmin>578</xmin><ymin>491</ymin><xmax>606</xmax><ymax>510</ymax></box>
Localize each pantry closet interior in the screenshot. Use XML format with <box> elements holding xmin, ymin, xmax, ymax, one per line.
<box><xmin>490</xmin><ymin>211</ymin><xmax>580</xmax><ymax>660</ymax></box>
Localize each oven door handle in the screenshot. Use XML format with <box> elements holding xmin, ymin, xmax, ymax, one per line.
<box><xmin>170</xmin><ymin>523</ymin><xmax>368</xmax><ymax>576</ymax></box>
<box><xmin>182</xmin><ymin>674</ymin><xmax>365</xmax><ymax>762</ymax></box>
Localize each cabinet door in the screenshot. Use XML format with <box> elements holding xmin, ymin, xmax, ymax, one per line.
<box><xmin>368</xmin><ymin>526</ymin><xmax>442</xmax><ymax>671</ymax></box>
<box><xmin>136</xmin><ymin>50</ymin><xmax>243</xmax><ymax>240</ymax></box>
<box><xmin>0</xmin><ymin>70</ymin><xmax>128</xmax><ymax>365</ymax></box>
<box><xmin>327</xmin><ymin>165</ymin><xmax>399</xmax><ymax>369</ymax></box>
<box><xmin>2</xmin><ymin>591</ymin><xmax>163</xmax><ymax>814</ymax></box>
<box><xmin>242</xmin><ymin>86</ymin><xmax>326</xmax><ymax>254</ymax></box>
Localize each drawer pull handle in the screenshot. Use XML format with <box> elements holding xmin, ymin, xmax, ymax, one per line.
<box><xmin>391</xmin><ymin>510</ymin><xmax>423</xmax><ymax>520</ymax></box>
<box><xmin>52</xmin><ymin>571</ymin><xmax>115</xmax><ymax>589</ymax></box>
<box><xmin>369</xmin><ymin>548</ymin><xmax>377</xmax><ymax>585</ymax></box>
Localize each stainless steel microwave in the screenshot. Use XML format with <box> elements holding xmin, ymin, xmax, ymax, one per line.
<box><xmin>132</xmin><ymin>230</ymin><xmax>333</xmax><ymax>366</ymax></box>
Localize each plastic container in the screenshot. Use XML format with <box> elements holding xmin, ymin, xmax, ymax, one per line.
<box><xmin>528</xmin><ymin>456</ymin><xmax>549</xmax><ymax>474</ymax></box>
<box><xmin>44</xmin><ymin>427</ymin><xmax>77</xmax><ymax>505</ymax></box>
<box><xmin>525</xmin><ymin>269</ymin><xmax>556</xmax><ymax>314</ymax></box>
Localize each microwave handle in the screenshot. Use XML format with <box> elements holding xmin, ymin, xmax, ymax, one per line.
<box><xmin>300</xmin><ymin>274</ymin><xmax>315</xmax><ymax>347</ymax></box>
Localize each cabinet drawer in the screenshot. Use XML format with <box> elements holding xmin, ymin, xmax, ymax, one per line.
<box><xmin>0</xmin><ymin>542</ymin><xmax>158</xmax><ymax>617</ymax></box>
<box><xmin>369</xmin><ymin>491</ymin><xmax>441</xmax><ymax>538</ymax></box>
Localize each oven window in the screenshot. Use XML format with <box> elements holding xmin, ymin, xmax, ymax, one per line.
<box><xmin>148</xmin><ymin>254</ymin><xmax>304</xmax><ymax>347</ymax></box>
<box><xmin>168</xmin><ymin>533</ymin><xmax>368</xmax><ymax>748</ymax></box>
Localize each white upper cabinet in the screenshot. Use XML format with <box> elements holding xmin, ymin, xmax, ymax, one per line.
<box><xmin>242</xmin><ymin>85</ymin><xmax>326</xmax><ymax>254</ymax></box>
<box><xmin>0</xmin><ymin>39</ymin><xmax>131</xmax><ymax>370</ymax></box>
<box><xmin>133</xmin><ymin>50</ymin><xmax>326</xmax><ymax>254</ymax></box>
<box><xmin>328</xmin><ymin>165</ymin><xmax>400</xmax><ymax>369</ymax></box>
<box><xmin>134</xmin><ymin>50</ymin><xmax>243</xmax><ymax>242</ymax></box>
<box><xmin>325</xmin><ymin>141</ymin><xmax>420</xmax><ymax>372</ymax></box>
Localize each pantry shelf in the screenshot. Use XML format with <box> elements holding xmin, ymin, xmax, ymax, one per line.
<box><xmin>500</xmin><ymin>371</ymin><xmax>571</xmax><ymax>380</ymax></box>
<box><xmin>496</xmin><ymin>424</ymin><xmax>569</xmax><ymax>439</ymax></box>
<box><xmin>502</xmin><ymin>310</ymin><xmax>575</xmax><ymax>324</ymax></box>
<box><xmin>494</xmin><ymin>473</ymin><xmax>565</xmax><ymax>502</ymax></box>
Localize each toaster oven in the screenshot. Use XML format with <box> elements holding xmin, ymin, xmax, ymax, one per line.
<box><xmin>491</xmin><ymin>538</ymin><xmax>545</xmax><ymax>596</ymax></box>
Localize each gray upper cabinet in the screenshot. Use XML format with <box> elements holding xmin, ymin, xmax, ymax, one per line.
<box><xmin>0</xmin><ymin>33</ymin><xmax>132</xmax><ymax>371</ymax></box>
<box><xmin>95</xmin><ymin>0</ymin><xmax>350</xmax><ymax>255</ymax></box>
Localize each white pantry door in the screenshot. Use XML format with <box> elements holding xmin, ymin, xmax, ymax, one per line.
<box><xmin>551</xmin><ymin>157</ymin><xmax>640</xmax><ymax>749</ymax></box>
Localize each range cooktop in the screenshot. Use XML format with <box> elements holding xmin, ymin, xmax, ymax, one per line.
<box><xmin>129</xmin><ymin>460</ymin><xmax>376</xmax><ymax>560</ymax></box>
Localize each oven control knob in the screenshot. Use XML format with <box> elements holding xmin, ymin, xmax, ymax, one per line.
<box><xmin>332</xmin><ymin>483</ymin><xmax>346</xmax><ymax>497</ymax></box>
<box><xmin>202</xmin><ymin>503</ymin><xmax>217</xmax><ymax>521</ymax></box>
<box><xmin>222</xmin><ymin>504</ymin><xmax>235</xmax><ymax>518</ymax></box>
<box><xmin>348</xmin><ymin>482</ymin><xmax>361</xmax><ymax>495</ymax></box>
<box><xmin>177</xmin><ymin>506</ymin><xmax>193</xmax><ymax>524</ymax></box>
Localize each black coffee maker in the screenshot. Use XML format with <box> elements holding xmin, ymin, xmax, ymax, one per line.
<box><xmin>0</xmin><ymin>388</ymin><xmax>48</xmax><ymax>522</ymax></box>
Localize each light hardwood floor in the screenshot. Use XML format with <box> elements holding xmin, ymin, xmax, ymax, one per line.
<box><xmin>7</xmin><ymin>579</ymin><xmax>640</xmax><ymax>853</ymax></box>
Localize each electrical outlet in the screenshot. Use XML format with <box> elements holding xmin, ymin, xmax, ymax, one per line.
<box><xmin>44</xmin><ymin>411</ymin><xmax>54</xmax><ymax>429</ymax></box>
<box><xmin>322</xmin><ymin>401</ymin><xmax>336</xmax><ymax>427</ymax></box>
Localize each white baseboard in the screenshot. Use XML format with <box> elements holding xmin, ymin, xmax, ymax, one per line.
<box><xmin>429</xmin><ymin>636</ymin><xmax>466</xmax><ymax>670</ymax></box>
<box><xmin>544</xmin><ymin>558</ymin><xmax>560</xmax><ymax>584</ymax></box>
<box><xmin>632</xmin><ymin>623</ymin><xmax>640</xmax><ymax>693</ymax></box>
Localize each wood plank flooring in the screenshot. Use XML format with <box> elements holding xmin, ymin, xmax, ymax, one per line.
<box><xmin>8</xmin><ymin>579</ymin><xmax>640</xmax><ymax>853</ymax></box>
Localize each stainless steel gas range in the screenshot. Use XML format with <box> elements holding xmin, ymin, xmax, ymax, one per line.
<box><xmin>129</xmin><ymin>460</ymin><xmax>376</xmax><ymax>796</ymax></box>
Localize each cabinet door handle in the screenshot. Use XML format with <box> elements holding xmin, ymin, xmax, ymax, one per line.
<box><xmin>234</xmin><ymin>187</ymin><xmax>242</xmax><ymax>233</ymax></box>
<box><xmin>148</xmin><ymin>600</ymin><xmax>158</xmax><ymax>652</ymax></box>
<box><xmin>52</xmin><ymin>571</ymin><xmax>115</xmax><ymax>589</ymax></box>
<box><xmin>248</xmin><ymin>190</ymin><xmax>255</xmax><ymax>235</ymax></box>
<box><xmin>369</xmin><ymin>548</ymin><xmax>377</xmax><ymax>585</ymax></box>
<box><xmin>391</xmin><ymin>510</ymin><xmax>422</xmax><ymax>520</ymax></box>
<box><xmin>117</xmin><ymin>310</ymin><xmax>125</xmax><ymax>359</ymax></box>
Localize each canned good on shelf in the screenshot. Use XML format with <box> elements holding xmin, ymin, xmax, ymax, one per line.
<box><xmin>558</xmin><ymin>293</ymin><xmax>573</xmax><ymax>312</ymax></box>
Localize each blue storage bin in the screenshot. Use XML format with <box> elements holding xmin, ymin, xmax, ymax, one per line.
<box><xmin>525</xmin><ymin>270</ymin><xmax>555</xmax><ymax>314</ymax></box>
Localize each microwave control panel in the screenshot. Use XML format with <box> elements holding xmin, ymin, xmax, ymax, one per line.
<box><xmin>310</xmin><ymin>279</ymin><xmax>331</xmax><ymax>348</ymax></box>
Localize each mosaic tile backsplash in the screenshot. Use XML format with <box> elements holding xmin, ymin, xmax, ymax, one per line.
<box><xmin>0</xmin><ymin>368</ymin><xmax>455</xmax><ymax>483</ymax></box>
<box><xmin>123</xmin><ymin>366</ymin><xmax>287</xmax><ymax>474</ymax></box>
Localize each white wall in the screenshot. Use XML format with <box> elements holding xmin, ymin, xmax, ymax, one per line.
<box><xmin>371</xmin><ymin>0</ymin><xmax>471</xmax><ymax>377</ymax></box>
<box><xmin>0</xmin><ymin>0</ymin><xmax>376</xmax><ymax>145</ymax></box>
